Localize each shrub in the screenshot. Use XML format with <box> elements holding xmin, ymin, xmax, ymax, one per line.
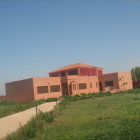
<box><xmin>80</xmin><ymin>93</ymin><xmax>88</xmax><ymax>99</ymax></box>
<box><xmin>45</xmin><ymin>98</ymin><xmax>57</xmax><ymax>102</ymax></box>
<box><xmin>7</xmin><ymin>117</ymin><xmax>40</xmax><ymax>140</ymax></box>
<box><xmin>44</xmin><ymin>111</ymin><xmax>56</xmax><ymax>123</ymax></box>
<box><xmin>0</xmin><ymin>100</ymin><xmax>7</xmax><ymax>105</ymax></box>
<box><xmin>61</xmin><ymin>95</ymin><xmax>73</xmax><ymax>101</ymax></box>
<box><xmin>95</xmin><ymin>92</ymin><xmax>106</xmax><ymax>97</ymax></box>
<box><xmin>87</xmin><ymin>93</ymin><xmax>95</xmax><ymax>98</ymax></box>
<box><xmin>72</xmin><ymin>94</ymin><xmax>81</xmax><ymax>101</ymax></box>
<box><xmin>6</xmin><ymin>111</ymin><xmax>56</xmax><ymax>140</ymax></box>
<box><xmin>58</xmin><ymin>100</ymin><xmax>68</xmax><ymax>111</ymax></box>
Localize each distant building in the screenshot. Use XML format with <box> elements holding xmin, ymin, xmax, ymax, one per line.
<box><xmin>5</xmin><ymin>63</ymin><xmax>133</xmax><ymax>102</ymax></box>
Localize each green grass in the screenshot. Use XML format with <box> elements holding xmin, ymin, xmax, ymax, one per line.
<box><xmin>7</xmin><ymin>89</ymin><xmax>140</xmax><ymax>140</ymax></box>
<box><xmin>0</xmin><ymin>98</ymin><xmax>57</xmax><ymax>118</ymax></box>
<box><xmin>7</xmin><ymin>111</ymin><xmax>56</xmax><ymax>140</ymax></box>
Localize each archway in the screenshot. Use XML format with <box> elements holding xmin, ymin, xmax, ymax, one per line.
<box><xmin>69</xmin><ymin>81</ymin><xmax>78</xmax><ymax>95</ymax></box>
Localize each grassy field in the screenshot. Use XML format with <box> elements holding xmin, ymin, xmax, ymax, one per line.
<box><xmin>7</xmin><ymin>89</ymin><xmax>140</xmax><ymax>140</ymax></box>
<box><xmin>0</xmin><ymin>99</ymin><xmax>55</xmax><ymax>118</ymax></box>
<box><xmin>0</xmin><ymin>101</ymin><xmax>42</xmax><ymax>118</ymax></box>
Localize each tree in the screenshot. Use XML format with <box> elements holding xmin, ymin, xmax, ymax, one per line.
<box><xmin>131</xmin><ymin>67</ymin><xmax>140</xmax><ymax>81</ymax></box>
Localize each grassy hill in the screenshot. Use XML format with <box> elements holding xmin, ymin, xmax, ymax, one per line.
<box><xmin>7</xmin><ymin>89</ymin><xmax>140</xmax><ymax>140</ymax></box>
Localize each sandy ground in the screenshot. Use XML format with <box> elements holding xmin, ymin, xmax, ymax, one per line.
<box><xmin>0</xmin><ymin>101</ymin><xmax>57</xmax><ymax>140</ymax></box>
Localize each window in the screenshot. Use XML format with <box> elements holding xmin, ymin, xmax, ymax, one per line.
<box><xmin>105</xmin><ymin>81</ymin><xmax>114</xmax><ymax>87</ymax></box>
<box><xmin>61</xmin><ymin>72</ymin><xmax>66</xmax><ymax>77</ymax></box>
<box><xmin>50</xmin><ymin>85</ymin><xmax>61</xmax><ymax>92</ymax></box>
<box><xmin>79</xmin><ymin>83</ymin><xmax>87</xmax><ymax>90</ymax></box>
<box><xmin>37</xmin><ymin>86</ymin><xmax>48</xmax><ymax>94</ymax></box>
<box><xmin>68</xmin><ymin>69</ymin><xmax>78</xmax><ymax>75</ymax></box>
<box><xmin>96</xmin><ymin>82</ymin><xmax>98</xmax><ymax>88</ymax></box>
<box><xmin>99</xmin><ymin>82</ymin><xmax>103</xmax><ymax>91</ymax></box>
<box><xmin>90</xmin><ymin>83</ymin><xmax>93</xmax><ymax>88</ymax></box>
<box><xmin>49</xmin><ymin>73</ymin><xmax>59</xmax><ymax>77</ymax></box>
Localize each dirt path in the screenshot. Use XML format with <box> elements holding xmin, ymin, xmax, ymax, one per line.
<box><xmin>0</xmin><ymin>101</ymin><xmax>57</xmax><ymax>140</ymax></box>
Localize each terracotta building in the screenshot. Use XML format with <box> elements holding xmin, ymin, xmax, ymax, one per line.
<box><xmin>5</xmin><ymin>63</ymin><xmax>133</xmax><ymax>102</ymax></box>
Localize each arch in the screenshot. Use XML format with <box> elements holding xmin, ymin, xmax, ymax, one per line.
<box><xmin>69</xmin><ymin>81</ymin><xmax>78</xmax><ymax>95</ymax></box>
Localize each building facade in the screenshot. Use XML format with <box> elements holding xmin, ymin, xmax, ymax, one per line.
<box><xmin>6</xmin><ymin>63</ymin><xmax>133</xmax><ymax>102</ymax></box>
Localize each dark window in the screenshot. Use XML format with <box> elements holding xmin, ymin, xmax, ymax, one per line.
<box><xmin>37</xmin><ymin>86</ymin><xmax>48</xmax><ymax>94</ymax></box>
<box><xmin>68</xmin><ymin>69</ymin><xmax>78</xmax><ymax>75</ymax></box>
<box><xmin>49</xmin><ymin>73</ymin><xmax>59</xmax><ymax>77</ymax></box>
<box><xmin>90</xmin><ymin>83</ymin><xmax>93</xmax><ymax>88</ymax></box>
<box><xmin>105</xmin><ymin>81</ymin><xmax>114</xmax><ymax>87</ymax></box>
<box><xmin>96</xmin><ymin>82</ymin><xmax>98</xmax><ymax>88</ymax></box>
<box><xmin>50</xmin><ymin>85</ymin><xmax>61</xmax><ymax>92</ymax></box>
<box><xmin>99</xmin><ymin>82</ymin><xmax>103</xmax><ymax>91</ymax></box>
<box><xmin>79</xmin><ymin>83</ymin><xmax>87</xmax><ymax>90</ymax></box>
<box><xmin>61</xmin><ymin>72</ymin><xmax>66</xmax><ymax>77</ymax></box>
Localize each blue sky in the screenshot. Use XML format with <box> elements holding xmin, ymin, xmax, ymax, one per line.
<box><xmin>0</xmin><ymin>0</ymin><xmax>140</xmax><ymax>95</ymax></box>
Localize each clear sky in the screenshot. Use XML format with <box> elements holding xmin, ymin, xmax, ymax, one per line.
<box><xmin>0</xmin><ymin>0</ymin><xmax>140</xmax><ymax>95</ymax></box>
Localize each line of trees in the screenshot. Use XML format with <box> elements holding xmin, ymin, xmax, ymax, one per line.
<box><xmin>131</xmin><ymin>67</ymin><xmax>140</xmax><ymax>88</ymax></box>
<box><xmin>131</xmin><ymin>67</ymin><xmax>140</xmax><ymax>81</ymax></box>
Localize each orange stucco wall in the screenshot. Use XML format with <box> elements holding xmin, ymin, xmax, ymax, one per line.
<box><xmin>99</xmin><ymin>72</ymin><xmax>133</xmax><ymax>91</ymax></box>
<box><xmin>66</xmin><ymin>75</ymin><xmax>99</xmax><ymax>95</ymax></box>
<box><xmin>99</xmin><ymin>73</ymin><xmax>119</xmax><ymax>90</ymax></box>
<box><xmin>117</xmin><ymin>72</ymin><xmax>133</xmax><ymax>90</ymax></box>
<box><xmin>6</xmin><ymin>78</ymin><xmax>34</xmax><ymax>102</ymax></box>
<box><xmin>33</xmin><ymin>77</ymin><xmax>62</xmax><ymax>100</ymax></box>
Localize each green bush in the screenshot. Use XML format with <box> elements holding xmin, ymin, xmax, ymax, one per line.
<box><xmin>58</xmin><ymin>100</ymin><xmax>68</xmax><ymax>111</ymax></box>
<box><xmin>94</xmin><ymin>92</ymin><xmax>106</xmax><ymax>97</ymax></box>
<box><xmin>45</xmin><ymin>98</ymin><xmax>57</xmax><ymax>102</ymax></box>
<box><xmin>80</xmin><ymin>93</ymin><xmax>88</xmax><ymax>99</ymax></box>
<box><xmin>87</xmin><ymin>93</ymin><xmax>95</xmax><ymax>98</ymax></box>
<box><xmin>44</xmin><ymin>111</ymin><xmax>56</xmax><ymax>123</ymax></box>
<box><xmin>61</xmin><ymin>95</ymin><xmax>73</xmax><ymax>101</ymax></box>
<box><xmin>0</xmin><ymin>100</ymin><xmax>7</xmax><ymax>105</ymax></box>
<box><xmin>72</xmin><ymin>94</ymin><xmax>81</xmax><ymax>101</ymax></box>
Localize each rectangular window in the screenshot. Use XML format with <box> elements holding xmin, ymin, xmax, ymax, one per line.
<box><xmin>37</xmin><ymin>86</ymin><xmax>48</xmax><ymax>94</ymax></box>
<box><xmin>61</xmin><ymin>72</ymin><xmax>66</xmax><ymax>77</ymax></box>
<box><xmin>99</xmin><ymin>82</ymin><xmax>103</xmax><ymax>91</ymax></box>
<box><xmin>68</xmin><ymin>69</ymin><xmax>78</xmax><ymax>75</ymax></box>
<box><xmin>90</xmin><ymin>83</ymin><xmax>92</xmax><ymax>88</ymax></box>
<box><xmin>49</xmin><ymin>73</ymin><xmax>59</xmax><ymax>77</ymax></box>
<box><xmin>105</xmin><ymin>81</ymin><xmax>114</xmax><ymax>87</ymax></box>
<box><xmin>50</xmin><ymin>85</ymin><xmax>61</xmax><ymax>92</ymax></box>
<box><xmin>96</xmin><ymin>82</ymin><xmax>98</xmax><ymax>88</ymax></box>
<box><xmin>79</xmin><ymin>83</ymin><xmax>87</xmax><ymax>90</ymax></box>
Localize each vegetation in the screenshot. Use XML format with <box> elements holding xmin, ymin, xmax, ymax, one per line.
<box><xmin>131</xmin><ymin>67</ymin><xmax>140</xmax><ymax>81</ymax></box>
<box><xmin>7</xmin><ymin>111</ymin><xmax>56</xmax><ymax>140</ymax></box>
<box><xmin>6</xmin><ymin>89</ymin><xmax>140</xmax><ymax>140</ymax></box>
<box><xmin>0</xmin><ymin>98</ymin><xmax>57</xmax><ymax>118</ymax></box>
